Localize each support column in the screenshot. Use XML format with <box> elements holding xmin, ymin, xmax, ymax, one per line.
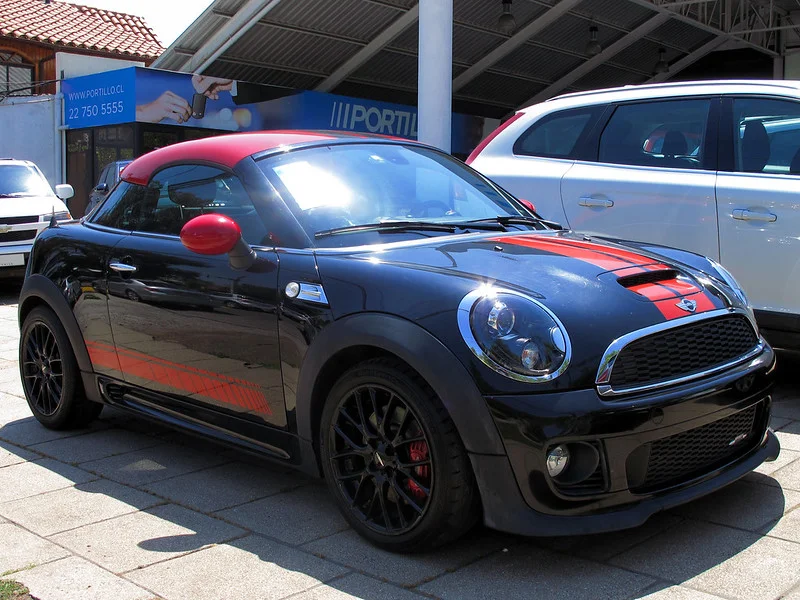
<box><xmin>417</xmin><ymin>0</ymin><xmax>453</xmax><ymax>153</ymax></box>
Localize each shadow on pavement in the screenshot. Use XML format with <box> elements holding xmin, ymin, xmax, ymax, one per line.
<box><xmin>0</xmin><ymin>402</ymin><xmax>794</xmax><ymax>600</ymax></box>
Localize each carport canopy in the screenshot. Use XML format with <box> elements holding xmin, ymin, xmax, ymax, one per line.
<box><xmin>154</xmin><ymin>0</ymin><xmax>800</xmax><ymax>151</ymax></box>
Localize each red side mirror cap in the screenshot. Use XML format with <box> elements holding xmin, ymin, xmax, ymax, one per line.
<box><xmin>180</xmin><ymin>214</ymin><xmax>242</xmax><ymax>255</ymax></box>
<box><xmin>519</xmin><ymin>198</ymin><xmax>536</xmax><ymax>213</ymax></box>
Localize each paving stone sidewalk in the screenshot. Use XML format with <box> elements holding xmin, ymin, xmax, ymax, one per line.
<box><xmin>1</xmin><ymin>284</ymin><xmax>799</xmax><ymax>600</ymax></box>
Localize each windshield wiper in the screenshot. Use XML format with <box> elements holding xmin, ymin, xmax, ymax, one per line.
<box><xmin>315</xmin><ymin>220</ymin><xmax>459</xmax><ymax>239</ymax></box>
<box><xmin>455</xmin><ymin>215</ymin><xmax>564</xmax><ymax>230</ymax></box>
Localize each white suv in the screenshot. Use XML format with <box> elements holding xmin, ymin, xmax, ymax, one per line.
<box><xmin>0</xmin><ymin>159</ymin><xmax>73</xmax><ymax>273</ymax></box>
<box><xmin>469</xmin><ymin>80</ymin><xmax>800</xmax><ymax>351</ymax></box>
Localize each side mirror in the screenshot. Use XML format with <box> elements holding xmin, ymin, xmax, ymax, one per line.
<box><xmin>519</xmin><ymin>198</ymin><xmax>536</xmax><ymax>214</ymax></box>
<box><xmin>55</xmin><ymin>183</ymin><xmax>74</xmax><ymax>200</ymax></box>
<box><xmin>180</xmin><ymin>214</ymin><xmax>256</xmax><ymax>270</ymax></box>
<box><xmin>94</xmin><ymin>183</ymin><xmax>109</xmax><ymax>193</ymax></box>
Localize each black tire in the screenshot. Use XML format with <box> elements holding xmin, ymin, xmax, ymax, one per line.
<box><xmin>19</xmin><ymin>306</ymin><xmax>102</xmax><ymax>430</ymax></box>
<box><xmin>320</xmin><ymin>358</ymin><xmax>480</xmax><ymax>552</ymax></box>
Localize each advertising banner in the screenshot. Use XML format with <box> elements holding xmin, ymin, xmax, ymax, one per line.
<box><xmin>63</xmin><ymin>67</ymin><xmax>485</xmax><ymax>155</ymax></box>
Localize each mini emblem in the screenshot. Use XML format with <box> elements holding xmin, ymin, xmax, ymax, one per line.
<box><xmin>728</xmin><ymin>433</ymin><xmax>748</xmax><ymax>446</ymax></box>
<box><xmin>676</xmin><ymin>298</ymin><xmax>697</xmax><ymax>313</ymax></box>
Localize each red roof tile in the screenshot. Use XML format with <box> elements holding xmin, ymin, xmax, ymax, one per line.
<box><xmin>0</xmin><ymin>0</ymin><xmax>164</xmax><ymax>59</ymax></box>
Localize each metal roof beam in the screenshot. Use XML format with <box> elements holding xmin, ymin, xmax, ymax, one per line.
<box><xmin>627</xmin><ymin>0</ymin><xmax>778</xmax><ymax>55</ymax></box>
<box><xmin>452</xmin><ymin>0</ymin><xmax>583</xmax><ymax>91</ymax></box>
<box><xmin>523</xmin><ymin>12</ymin><xmax>671</xmax><ymax>107</ymax></box>
<box><xmin>316</xmin><ymin>6</ymin><xmax>419</xmax><ymax>92</ymax></box>
<box><xmin>181</xmin><ymin>0</ymin><xmax>285</xmax><ymax>74</ymax></box>
<box><xmin>647</xmin><ymin>36</ymin><xmax>726</xmax><ymax>82</ymax></box>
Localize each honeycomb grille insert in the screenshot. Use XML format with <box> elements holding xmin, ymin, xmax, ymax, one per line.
<box><xmin>632</xmin><ymin>405</ymin><xmax>759</xmax><ymax>492</ymax></box>
<box><xmin>609</xmin><ymin>315</ymin><xmax>758</xmax><ymax>390</ymax></box>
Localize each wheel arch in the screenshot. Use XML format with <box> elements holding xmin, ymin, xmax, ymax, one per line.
<box><xmin>18</xmin><ymin>274</ymin><xmax>92</xmax><ymax>373</ymax></box>
<box><xmin>295</xmin><ymin>313</ymin><xmax>506</xmax><ymax>465</ymax></box>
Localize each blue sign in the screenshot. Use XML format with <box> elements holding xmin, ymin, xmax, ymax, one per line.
<box><xmin>62</xmin><ymin>68</ymin><xmax>136</xmax><ymax>128</ymax></box>
<box><xmin>62</xmin><ymin>67</ymin><xmax>485</xmax><ymax>155</ymax></box>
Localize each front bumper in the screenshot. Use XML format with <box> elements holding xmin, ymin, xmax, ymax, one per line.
<box><xmin>474</xmin><ymin>344</ymin><xmax>779</xmax><ymax>536</ymax></box>
<box><xmin>0</xmin><ymin>243</ymin><xmax>32</xmax><ymax>273</ymax></box>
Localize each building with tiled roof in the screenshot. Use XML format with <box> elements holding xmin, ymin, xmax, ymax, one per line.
<box><xmin>1</xmin><ymin>0</ymin><xmax>164</xmax><ymax>96</ymax></box>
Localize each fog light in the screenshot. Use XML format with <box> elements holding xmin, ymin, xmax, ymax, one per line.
<box><xmin>546</xmin><ymin>444</ymin><xmax>570</xmax><ymax>478</ymax></box>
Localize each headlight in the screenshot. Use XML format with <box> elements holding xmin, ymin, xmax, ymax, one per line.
<box><xmin>707</xmin><ymin>259</ymin><xmax>748</xmax><ymax>306</ymax></box>
<box><xmin>41</xmin><ymin>212</ymin><xmax>72</xmax><ymax>222</ymax></box>
<box><xmin>458</xmin><ymin>287</ymin><xmax>571</xmax><ymax>383</ymax></box>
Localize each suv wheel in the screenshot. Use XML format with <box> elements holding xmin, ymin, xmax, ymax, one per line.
<box><xmin>320</xmin><ymin>358</ymin><xmax>480</xmax><ymax>552</ymax></box>
<box><xmin>19</xmin><ymin>306</ymin><xmax>102</xmax><ymax>429</ymax></box>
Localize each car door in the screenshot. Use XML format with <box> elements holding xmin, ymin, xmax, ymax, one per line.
<box><xmin>102</xmin><ymin>163</ymin><xmax>287</xmax><ymax>428</ymax></box>
<box><xmin>560</xmin><ymin>97</ymin><xmax>720</xmax><ymax>260</ymax></box>
<box><xmin>715</xmin><ymin>96</ymin><xmax>800</xmax><ymax>326</ymax></box>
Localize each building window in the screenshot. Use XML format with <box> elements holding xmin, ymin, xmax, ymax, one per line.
<box><xmin>0</xmin><ymin>51</ymin><xmax>34</xmax><ymax>96</ymax></box>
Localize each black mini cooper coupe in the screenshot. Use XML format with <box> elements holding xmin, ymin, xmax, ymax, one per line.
<box><xmin>18</xmin><ymin>132</ymin><xmax>779</xmax><ymax>552</ymax></box>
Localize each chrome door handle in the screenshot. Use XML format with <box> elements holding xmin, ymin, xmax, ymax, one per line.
<box><xmin>579</xmin><ymin>197</ymin><xmax>614</xmax><ymax>208</ymax></box>
<box><xmin>732</xmin><ymin>209</ymin><xmax>777</xmax><ymax>223</ymax></box>
<box><xmin>109</xmin><ymin>262</ymin><xmax>137</xmax><ymax>273</ymax></box>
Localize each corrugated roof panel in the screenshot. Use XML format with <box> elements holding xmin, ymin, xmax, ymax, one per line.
<box><xmin>613</xmin><ymin>38</ymin><xmax>682</xmax><ymax>75</ymax></box>
<box><xmin>532</xmin><ymin>14</ymin><xmax>625</xmax><ymax>55</ymax></box>
<box><xmin>226</xmin><ymin>24</ymin><xmax>361</xmax><ymax>74</ymax></box>
<box><xmin>351</xmin><ymin>49</ymin><xmax>418</xmax><ymax>87</ymax></box>
<box><xmin>452</xmin><ymin>25</ymin><xmax>507</xmax><ymax>65</ymax></box>
<box><xmin>213</xmin><ymin>0</ymin><xmax>247</xmax><ymax>15</ymax></box>
<box><xmin>173</xmin><ymin>13</ymin><xmax>229</xmax><ymax>52</ymax></box>
<box><xmin>263</xmin><ymin>0</ymin><xmax>403</xmax><ymax>42</ymax></box>
<box><xmin>494</xmin><ymin>44</ymin><xmax>583</xmax><ymax>82</ymax></box>
<box><xmin>571</xmin><ymin>63</ymin><xmax>647</xmax><ymax>92</ymax></box>
<box><xmin>389</xmin><ymin>23</ymin><xmax>418</xmax><ymax>53</ymax></box>
<box><xmin>206</xmin><ymin>60</ymin><xmax>323</xmax><ymax>89</ymax></box>
<box><xmin>457</xmin><ymin>71</ymin><xmax>543</xmax><ymax>108</ymax></box>
<box><xmin>574</xmin><ymin>0</ymin><xmax>655</xmax><ymax>30</ymax></box>
<box><xmin>647</xmin><ymin>18</ymin><xmax>716</xmax><ymax>51</ymax></box>
<box><xmin>454</xmin><ymin>0</ymin><xmax>547</xmax><ymax>34</ymax></box>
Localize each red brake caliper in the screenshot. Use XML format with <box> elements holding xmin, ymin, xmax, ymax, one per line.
<box><xmin>406</xmin><ymin>440</ymin><xmax>429</xmax><ymax>499</ymax></box>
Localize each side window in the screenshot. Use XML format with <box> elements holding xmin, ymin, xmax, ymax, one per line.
<box><xmin>96</xmin><ymin>166</ymin><xmax>109</xmax><ymax>188</ymax></box>
<box><xmin>91</xmin><ymin>181</ymin><xmax>152</xmax><ymax>230</ymax></box>
<box><xmin>514</xmin><ymin>107</ymin><xmax>603</xmax><ymax>159</ymax></box>
<box><xmin>134</xmin><ymin>164</ymin><xmax>268</xmax><ymax>245</ymax></box>
<box><xmin>599</xmin><ymin>99</ymin><xmax>710</xmax><ymax>170</ymax></box>
<box><xmin>731</xmin><ymin>98</ymin><xmax>800</xmax><ymax>175</ymax></box>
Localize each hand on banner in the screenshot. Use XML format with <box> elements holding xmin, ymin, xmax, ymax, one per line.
<box><xmin>192</xmin><ymin>74</ymin><xmax>234</xmax><ymax>100</ymax></box>
<box><xmin>136</xmin><ymin>91</ymin><xmax>192</xmax><ymax>123</ymax></box>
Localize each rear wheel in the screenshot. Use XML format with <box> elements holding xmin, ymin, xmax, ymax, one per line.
<box><xmin>19</xmin><ymin>306</ymin><xmax>102</xmax><ymax>430</ymax></box>
<box><xmin>320</xmin><ymin>358</ymin><xmax>479</xmax><ymax>552</ymax></box>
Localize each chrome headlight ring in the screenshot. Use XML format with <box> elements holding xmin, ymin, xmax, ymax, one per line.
<box><xmin>457</xmin><ymin>286</ymin><xmax>571</xmax><ymax>383</ymax></box>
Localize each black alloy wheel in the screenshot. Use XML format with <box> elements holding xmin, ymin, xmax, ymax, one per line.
<box><xmin>21</xmin><ymin>320</ymin><xmax>64</xmax><ymax>416</ymax></box>
<box><xmin>321</xmin><ymin>358</ymin><xmax>480</xmax><ymax>552</ymax></box>
<box><xmin>328</xmin><ymin>383</ymin><xmax>433</xmax><ymax>535</ymax></box>
<box><xmin>19</xmin><ymin>306</ymin><xmax>102</xmax><ymax>430</ymax></box>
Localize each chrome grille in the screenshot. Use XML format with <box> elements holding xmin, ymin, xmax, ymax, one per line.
<box><xmin>0</xmin><ymin>229</ymin><xmax>36</xmax><ymax>243</ymax></box>
<box><xmin>600</xmin><ymin>313</ymin><xmax>759</xmax><ymax>395</ymax></box>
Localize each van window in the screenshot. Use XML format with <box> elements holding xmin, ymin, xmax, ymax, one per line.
<box><xmin>514</xmin><ymin>107</ymin><xmax>603</xmax><ymax>159</ymax></box>
<box><xmin>599</xmin><ymin>99</ymin><xmax>710</xmax><ymax>170</ymax></box>
<box><xmin>731</xmin><ymin>98</ymin><xmax>800</xmax><ymax>175</ymax></box>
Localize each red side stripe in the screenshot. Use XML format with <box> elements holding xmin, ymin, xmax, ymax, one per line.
<box><xmin>85</xmin><ymin>340</ymin><xmax>272</xmax><ymax>415</ymax></box>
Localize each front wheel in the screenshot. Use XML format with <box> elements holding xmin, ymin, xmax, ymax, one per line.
<box><xmin>19</xmin><ymin>306</ymin><xmax>102</xmax><ymax>430</ymax></box>
<box><xmin>320</xmin><ymin>358</ymin><xmax>480</xmax><ymax>552</ymax></box>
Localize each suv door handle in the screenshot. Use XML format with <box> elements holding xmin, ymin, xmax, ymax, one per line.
<box><xmin>579</xmin><ymin>197</ymin><xmax>614</xmax><ymax>208</ymax></box>
<box><xmin>109</xmin><ymin>262</ymin><xmax>137</xmax><ymax>273</ymax></box>
<box><xmin>732</xmin><ymin>209</ymin><xmax>777</xmax><ymax>223</ymax></box>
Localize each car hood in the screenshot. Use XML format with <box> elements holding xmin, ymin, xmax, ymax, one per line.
<box><xmin>316</xmin><ymin>230</ymin><xmax>740</xmax><ymax>392</ymax></box>
<box><xmin>1</xmin><ymin>195</ymin><xmax>68</xmax><ymax>219</ymax></box>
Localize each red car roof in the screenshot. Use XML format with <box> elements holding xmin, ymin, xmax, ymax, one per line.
<box><xmin>120</xmin><ymin>130</ymin><xmax>355</xmax><ymax>185</ymax></box>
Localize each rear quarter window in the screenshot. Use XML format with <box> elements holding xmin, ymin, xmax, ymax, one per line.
<box><xmin>513</xmin><ymin>106</ymin><xmax>604</xmax><ymax>160</ymax></box>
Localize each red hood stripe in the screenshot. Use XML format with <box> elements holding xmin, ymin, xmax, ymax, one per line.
<box><xmin>492</xmin><ymin>235</ymin><xmax>646</xmax><ymax>271</ymax></box>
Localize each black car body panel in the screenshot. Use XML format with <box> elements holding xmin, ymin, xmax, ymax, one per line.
<box><xmin>18</xmin><ymin>134</ymin><xmax>779</xmax><ymax>539</ymax></box>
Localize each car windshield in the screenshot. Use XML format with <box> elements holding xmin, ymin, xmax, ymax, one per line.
<box><xmin>0</xmin><ymin>165</ymin><xmax>54</xmax><ymax>198</ymax></box>
<box><xmin>258</xmin><ymin>143</ymin><xmax>543</xmax><ymax>246</ymax></box>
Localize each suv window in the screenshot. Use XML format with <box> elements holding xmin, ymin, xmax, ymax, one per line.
<box><xmin>514</xmin><ymin>107</ymin><xmax>603</xmax><ymax>159</ymax></box>
<box><xmin>731</xmin><ymin>98</ymin><xmax>800</xmax><ymax>175</ymax></box>
<box><xmin>0</xmin><ymin>164</ymin><xmax>54</xmax><ymax>197</ymax></box>
<box><xmin>91</xmin><ymin>165</ymin><xmax>268</xmax><ymax>245</ymax></box>
<box><xmin>599</xmin><ymin>99</ymin><xmax>710</xmax><ymax>170</ymax></box>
